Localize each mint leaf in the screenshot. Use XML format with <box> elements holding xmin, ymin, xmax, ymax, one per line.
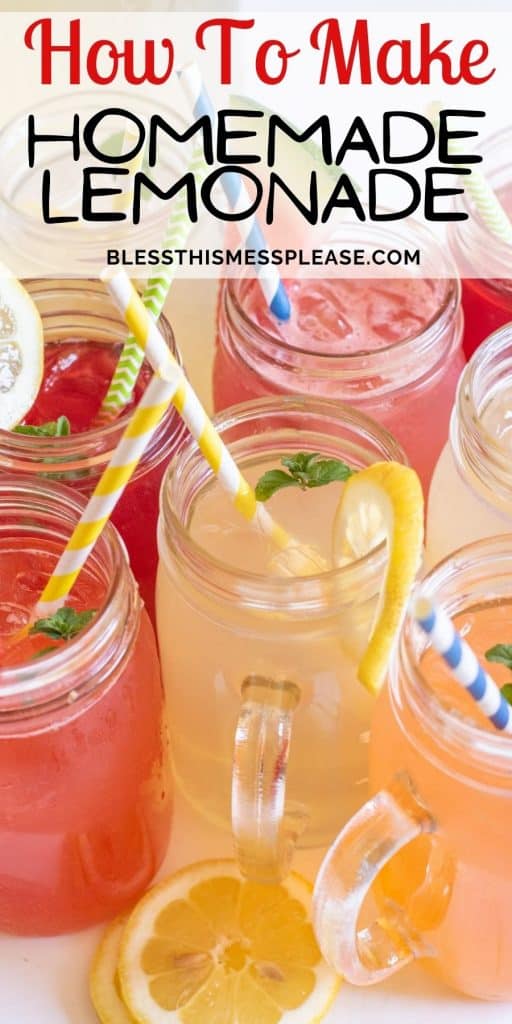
<box><xmin>501</xmin><ymin>683</ymin><xmax>512</xmax><ymax>706</ymax></box>
<box><xmin>30</xmin><ymin>645</ymin><xmax>58</xmax><ymax>660</ymax></box>
<box><xmin>485</xmin><ymin>645</ymin><xmax>512</xmax><ymax>706</ymax></box>
<box><xmin>303</xmin><ymin>458</ymin><xmax>355</xmax><ymax>487</ymax></box>
<box><xmin>30</xmin><ymin>607</ymin><xmax>96</xmax><ymax>642</ymax></box>
<box><xmin>14</xmin><ymin>416</ymin><xmax>71</xmax><ymax>438</ymax></box>
<box><xmin>255</xmin><ymin>470</ymin><xmax>303</xmax><ymax>502</ymax></box>
<box><xmin>255</xmin><ymin>452</ymin><xmax>355</xmax><ymax>502</ymax></box>
<box><xmin>485</xmin><ymin>644</ymin><xmax>512</xmax><ymax>672</ymax></box>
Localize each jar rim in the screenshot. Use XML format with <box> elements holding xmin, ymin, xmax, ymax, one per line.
<box><xmin>451</xmin><ymin>124</ymin><xmax>512</xmax><ymax>278</ymax></box>
<box><xmin>159</xmin><ymin>395</ymin><xmax>406</xmax><ymax>615</ymax></box>
<box><xmin>0</xmin><ymin>474</ymin><xmax>138</xmax><ymax>714</ymax></box>
<box><xmin>222</xmin><ymin>216</ymin><xmax>460</xmax><ymax>372</ymax></box>
<box><xmin>0</xmin><ymin>89</ymin><xmax>190</xmax><ymax>226</ymax></box>
<box><xmin>0</xmin><ymin>278</ymin><xmax>187</xmax><ymax>473</ymax></box>
<box><xmin>452</xmin><ymin>322</ymin><xmax>512</xmax><ymax>512</ymax></box>
<box><xmin>396</xmin><ymin>534</ymin><xmax>512</xmax><ymax>781</ymax></box>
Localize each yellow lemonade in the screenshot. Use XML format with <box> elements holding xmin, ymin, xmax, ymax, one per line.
<box><xmin>156</xmin><ymin>398</ymin><xmax>406</xmax><ymax>863</ymax></box>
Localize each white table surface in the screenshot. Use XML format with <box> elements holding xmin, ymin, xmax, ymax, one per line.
<box><xmin>0</xmin><ymin>788</ymin><xmax>510</xmax><ymax>1024</ymax></box>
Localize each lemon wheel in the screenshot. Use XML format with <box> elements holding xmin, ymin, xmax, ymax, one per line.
<box><xmin>0</xmin><ymin>268</ymin><xmax>43</xmax><ymax>428</ymax></box>
<box><xmin>105</xmin><ymin>859</ymin><xmax>341</xmax><ymax>1024</ymax></box>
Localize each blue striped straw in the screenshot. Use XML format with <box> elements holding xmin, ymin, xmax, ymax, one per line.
<box><xmin>179</xmin><ymin>62</ymin><xmax>291</xmax><ymax>323</ymax></box>
<box><xmin>414</xmin><ymin>595</ymin><xmax>512</xmax><ymax>734</ymax></box>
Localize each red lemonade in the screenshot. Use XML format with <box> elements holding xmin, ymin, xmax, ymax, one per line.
<box><xmin>0</xmin><ymin>281</ymin><xmax>188</xmax><ymax>623</ymax></box>
<box><xmin>456</xmin><ymin>183</ymin><xmax>512</xmax><ymax>358</ymax></box>
<box><xmin>449</xmin><ymin>127</ymin><xmax>512</xmax><ymax>359</ymax></box>
<box><xmin>25</xmin><ymin>338</ymin><xmax>151</xmax><ymax>432</ymax></box>
<box><xmin>0</xmin><ymin>479</ymin><xmax>172</xmax><ymax>935</ymax></box>
<box><xmin>214</xmin><ymin>273</ymin><xmax>464</xmax><ymax>492</ymax></box>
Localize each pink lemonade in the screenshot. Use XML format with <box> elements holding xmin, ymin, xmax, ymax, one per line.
<box><xmin>0</xmin><ymin>280</ymin><xmax>188</xmax><ymax>624</ymax></box>
<box><xmin>0</xmin><ymin>483</ymin><xmax>172</xmax><ymax>936</ymax></box>
<box><xmin>457</xmin><ymin>183</ymin><xmax>512</xmax><ymax>359</ymax></box>
<box><xmin>369</xmin><ymin>597</ymin><xmax>512</xmax><ymax>999</ymax></box>
<box><xmin>214</xmin><ymin>274</ymin><xmax>464</xmax><ymax>493</ymax></box>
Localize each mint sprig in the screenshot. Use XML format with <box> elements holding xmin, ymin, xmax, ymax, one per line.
<box><xmin>14</xmin><ymin>416</ymin><xmax>71</xmax><ymax>438</ymax></box>
<box><xmin>30</xmin><ymin>606</ymin><xmax>96</xmax><ymax>642</ymax></box>
<box><xmin>30</xmin><ymin>645</ymin><xmax>58</xmax><ymax>660</ymax></box>
<box><xmin>255</xmin><ymin>452</ymin><xmax>354</xmax><ymax>502</ymax></box>
<box><xmin>485</xmin><ymin>643</ymin><xmax>512</xmax><ymax>706</ymax></box>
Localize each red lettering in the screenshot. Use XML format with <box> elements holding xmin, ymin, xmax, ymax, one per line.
<box><xmin>255</xmin><ymin>40</ymin><xmax>300</xmax><ymax>85</ymax></box>
<box><xmin>196</xmin><ymin>18</ymin><xmax>254</xmax><ymax>84</ymax></box>
<box><xmin>24</xmin><ymin>16</ymin><xmax>81</xmax><ymax>84</ymax></box>
<box><xmin>123</xmin><ymin>40</ymin><xmax>174</xmax><ymax>85</ymax></box>
<box><xmin>419</xmin><ymin>24</ymin><xmax>459</xmax><ymax>84</ymax></box>
<box><xmin>87</xmin><ymin>40</ymin><xmax>119</xmax><ymax>85</ymax></box>
<box><xmin>311</xmin><ymin>19</ymin><xmax>371</xmax><ymax>84</ymax></box>
<box><xmin>460</xmin><ymin>40</ymin><xmax>495</xmax><ymax>84</ymax></box>
<box><xmin>377</xmin><ymin>41</ymin><xmax>417</xmax><ymax>85</ymax></box>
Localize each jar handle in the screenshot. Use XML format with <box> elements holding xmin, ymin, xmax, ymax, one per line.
<box><xmin>313</xmin><ymin>773</ymin><xmax>435</xmax><ymax>984</ymax></box>
<box><xmin>232</xmin><ymin>674</ymin><xmax>307</xmax><ymax>883</ymax></box>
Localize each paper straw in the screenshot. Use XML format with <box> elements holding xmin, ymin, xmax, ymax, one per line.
<box><xmin>414</xmin><ymin>595</ymin><xmax>512</xmax><ymax>734</ymax></box>
<box><xmin>430</xmin><ymin>105</ymin><xmax>512</xmax><ymax>245</ymax></box>
<box><xmin>98</xmin><ymin>145</ymin><xmax>209</xmax><ymax>421</ymax></box>
<box><xmin>179</xmin><ymin>62</ymin><xmax>291</xmax><ymax>322</ymax></box>
<box><xmin>35</xmin><ymin>361</ymin><xmax>183</xmax><ymax>617</ymax></box>
<box><xmin>101</xmin><ymin>268</ymin><xmax>325</xmax><ymax>574</ymax></box>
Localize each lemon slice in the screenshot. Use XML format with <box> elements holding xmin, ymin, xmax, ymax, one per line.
<box><xmin>117</xmin><ymin>858</ymin><xmax>340</xmax><ymax>1024</ymax></box>
<box><xmin>0</xmin><ymin>268</ymin><xmax>43</xmax><ymax>428</ymax></box>
<box><xmin>332</xmin><ymin>462</ymin><xmax>424</xmax><ymax>694</ymax></box>
<box><xmin>90</xmin><ymin>917</ymin><xmax>136</xmax><ymax>1024</ymax></box>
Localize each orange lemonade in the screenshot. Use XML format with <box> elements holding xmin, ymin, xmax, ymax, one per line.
<box><xmin>313</xmin><ymin>536</ymin><xmax>512</xmax><ymax>1000</ymax></box>
<box><xmin>369</xmin><ymin>597</ymin><xmax>512</xmax><ymax>999</ymax></box>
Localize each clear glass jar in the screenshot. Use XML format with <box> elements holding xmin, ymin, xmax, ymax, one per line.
<box><xmin>156</xmin><ymin>396</ymin><xmax>406</xmax><ymax>881</ymax></box>
<box><xmin>426</xmin><ymin>323</ymin><xmax>512</xmax><ymax>567</ymax></box>
<box><xmin>0</xmin><ymin>279</ymin><xmax>188</xmax><ymax>622</ymax></box>
<box><xmin>450</xmin><ymin>125</ymin><xmax>512</xmax><ymax>359</ymax></box>
<box><xmin>0</xmin><ymin>92</ymin><xmax>192</xmax><ymax>276</ymax></box>
<box><xmin>313</xmin><ymin>535</ymin><xmax>512</xmax><ymax>1000</ymax></box>
<box><xmin>0</xmin><ymin>476</ymin><xmax>171</xmax><ymax>936</ymax></box>
<box><xmin>213</xmin><ymin>220</ymin><xmax>464</xmax><ymax>494</ymax></box>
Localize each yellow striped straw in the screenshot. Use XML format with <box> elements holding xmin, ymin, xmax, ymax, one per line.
<box><xmin>35</xmin><ymin>361</ymin><xmax>182</xmax><ymax>617</ymax></box>
<box><xmin>101</xmin><ymin>268</ymin><xmax>327</xmax><ymax>574</ymax></box>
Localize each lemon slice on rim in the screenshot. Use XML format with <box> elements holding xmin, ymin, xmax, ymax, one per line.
<box><xmin>332</xmin><ymin>462</ymin><xmax>424</xmax><ymax>695</ymax></box>
<box><xmin>114</xmin><ymin>858</ymin><xmax>340</xmax><ymax>1024</ymax></box>
<box><xmin>0</xmin><ymin>268</ymin><xmax>43</xmax><ymax>428</ymax></box>
<box><xmin>90</xmin><ymin>917</ymin><xmax>136</xmax><ymax>1024</ymax></box>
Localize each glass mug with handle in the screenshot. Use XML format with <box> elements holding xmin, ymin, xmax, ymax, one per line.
<box><xmin>156</xmin><ymin>396</ymin><xmax>407</xmax><ymax>883</ymax></box>
<box><xmin>313</xmin><ymin>534</ymin><xmax>512</xmax><ymax>1001</ymax></box>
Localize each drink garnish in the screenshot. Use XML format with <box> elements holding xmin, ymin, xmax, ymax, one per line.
<box><xmin>30</xmin><ymin>606</ymin><xmax>96</xmax><ymax>642</ymax></box>
<box><xmin>0</xmin><ymin>268</ymin><xmax>44</xmax><ymax>429</ymax></box>
<box><xmin>485</xmin><ymin>644</ymin><xmax>512</xmax><ymax>706</ymax></box>
<box><xmin>30</xmin><ymin>645</ymin><xmax>58</xmax><ymax>660</ymax></box>
<box><xmin>331</xmin><ymin>462</ymin><xmax>424</xmax><ymax>694</ymax></box>
<box><xmin>255</xmin><ymin>452</ymin><xmax>354</xmax><ymax>501</ymax></box>
<box><xmin>13</xmin><ymin>415</ymin><xmax>71</xmax><ymax>437</ymax></box>
<box><xmin>89</xmin><ymin>859</ymin><xmax>340</xmax><ymax>1024</ymax></box>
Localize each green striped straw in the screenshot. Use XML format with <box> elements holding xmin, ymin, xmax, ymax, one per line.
<box><xmin>429</xmin><ymin>104</ymin><xmax>512</xmax><ymax>245</ymax></box>
<box><xmin>97</xmin><ymin>145</ymin><xmax>208</xmax><ymax>421</ymax></box>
